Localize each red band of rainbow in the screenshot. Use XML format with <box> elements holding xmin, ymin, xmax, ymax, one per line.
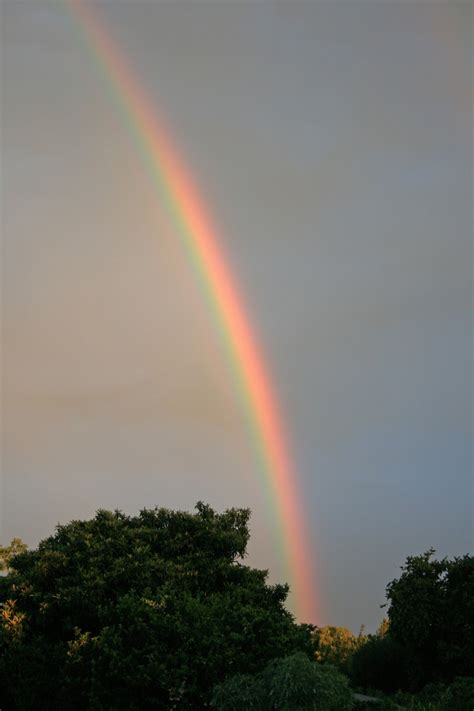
<box><xmin>67</xmin><ymin>0</ymin><xmax>319</xmax><ymax>623</ymax></box>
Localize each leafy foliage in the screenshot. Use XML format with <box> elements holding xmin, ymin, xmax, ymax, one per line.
<box><xmin>442</xmin><ymin>677</ymin><xmax>474</xmax><ymax>711</ymax></box>
<box><xmin>0</xmin><ymin>504</ymin><xmax>311</xmax><ymax>709</ymax></box>
<box><xmin>210</xmin><ymin>673</ymin><xmax>267</xmax><ymax>710</ymax></box>
<box><xmin>212</xmin><ymin>653</ymin><xmax>353</xmax><ymax>710</ymax></box>
<box><xmin>1</xmin><ymin>521</ymin><xmax>472</xmax><ymax>710</ymax></box>
<box><xmin>263</xmin><ymin>653</ymin><xmax>353</xmax><ymax>710</ymax></box>
<box><xmin>351</xmin><ymin>551</ymin><xmax>474</xmax><ymax>696</ymax></box>
<box><xmin>386</xmin><ymin>550</ymin><xmax>474</xmax><ymax>689</ymax></box>
<box><xmin>0</xmin><ymin>538</ymin><xmax>27</xmax><ymax>573</ymax></box>
<box><xmin>376</xmin><ymin>618</ymin><xmax>390</xmax><ymax>639</ymax></box>
<box><xmin>313</xmin><ymin>625</ymin><xmax>366</xmax><ymax>674</ymax></box>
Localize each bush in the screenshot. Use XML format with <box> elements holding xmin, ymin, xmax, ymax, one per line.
<box><xmin>350</xmin><ymin>636</ymin><xmax>408</xmax><ymax>693</ymax></box>
<box><xmin>264</xmin><ymin>653</ymin><xmax>353</xmax><ymax>710</ymax></box>
<box><xmin>442</xmin><ymin>677</ymin><xmax>474</xmax><ymax>711</ymax></box>
<box><xmin>211</xmin><ymin>673</ymin><xmax>267</xmax><ymax>710</ymax></box>
<box><xmin>212</xmin><ymin>653</ymin><xmax>353</xmax><ymax>710</ymax></box>
<box><xmin>416</xmin><ymin>682</ymin><xmax>447</xmax><ymax>704</ymax></box>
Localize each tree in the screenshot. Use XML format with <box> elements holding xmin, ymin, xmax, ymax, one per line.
<box><xmin>0</xmin><ymin>504</ymin><xmax>312</xmax><ymax>709</ymax></box>
<box><xmin>350</xmin><ymin>635</ymin><xmax>408</xmax><ymax>693</ymax></box>
<box><xmin>376</xmin><ymin>618</ymin><xmax>389</xmax><ymax>639</ymax></box>
<box><xmin>0</xmin><ymin>538</ymin><xmax>27</xmax><ymax>573</ymax></box>
<box><xmin>313</xmin><ymin>625</ymin><xmax>366</xmax><ymax>674</ymax></box>
<box><xmin>386</xmin><ymin>550</ymin><xmax>474</xmax><ymax>689</ymax></box>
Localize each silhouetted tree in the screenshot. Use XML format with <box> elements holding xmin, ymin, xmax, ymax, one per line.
<box><xmin>350</xmin><ymin>634</ymin><xmax>408</xmax><ymax>693</ymax></box>
<box><xmin>386</xmin><ymin>550</ymin><xmax>474</xmax><ymax>689</ymax></box>
<box><xmin>0</xmin><ymin>504</ymin><xmax>312</xmax><ymax>709</ymax></box>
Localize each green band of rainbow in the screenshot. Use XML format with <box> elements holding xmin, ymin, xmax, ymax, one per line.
<box><xmin>67</xmin><ymin>0</ymin><xmax>319</xmax><ymax>623</ymax></box>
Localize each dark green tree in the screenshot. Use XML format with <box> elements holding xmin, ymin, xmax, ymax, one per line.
<box><xmin>0</xmin><ymin>504</ymin><xmax>312</xmax><ymax>710</ymax></box>
<box><xmin>386</xmin><ymin>550</ymin><xmax>474</xmax><ymax>689</ymax></box>
<box><xmin>350</xmin><ymin>634</ymin><xmax>408</xmax><ymax>693</ymax></box>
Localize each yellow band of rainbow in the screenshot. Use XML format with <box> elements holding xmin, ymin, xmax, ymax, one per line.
<box><xmin>67</xmin><ymin>0</ymin><xmax>319</xmax><ymax>623</ymax></box>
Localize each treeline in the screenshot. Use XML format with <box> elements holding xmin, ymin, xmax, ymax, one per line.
<box><xmin>0</xmin><ymin>504</ymin><xmax>472</xmax><ymax>709</ymax></box>
<box><xmin>313</xmin><ymin>546</ymin><xmax>474</xmax><ymax>694</ymax></box>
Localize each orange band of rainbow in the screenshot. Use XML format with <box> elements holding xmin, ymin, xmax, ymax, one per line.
<box><xmin>67</xmin><ymin>0</ymin><xmax>318</xmax><ymax>623</ymax></box>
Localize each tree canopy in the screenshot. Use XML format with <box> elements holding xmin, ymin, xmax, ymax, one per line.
<box><xmin>0</xmin><ymin>538</ymin><xmax>27</xmax><ymax>573</ymax></box>
<box><xmin>313</xmin><ymin>625</ymin><xmax>366</xmax><ymax>674</ymax></box>
<box><xmin>1</xmin><ymin>516</ymin><xmax>472</xmax><ymax>709</ymax></box>
<box><xmin>0</xmin><ymin>504</ymin><xmax>312</xmax><ymax>709</ymax></box>
<box><xmin>386</xmin><ymin>549</ymin><xmax>474</xmax><ymax>689</ymax></box>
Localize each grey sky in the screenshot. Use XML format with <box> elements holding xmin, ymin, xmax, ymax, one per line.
<box><xmin>1</xmin><ymin>0</ymin><xmax>472</xmax><ymax>630</ymax></box>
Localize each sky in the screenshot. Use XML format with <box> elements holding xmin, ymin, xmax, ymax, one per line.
<box><xmin>1</xmin><ymin>0</ymin><xmax>472</xmax><ymax>631</ymax></box>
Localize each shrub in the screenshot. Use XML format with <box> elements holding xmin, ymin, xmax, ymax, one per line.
<box><xmin>212</xmin><ymin>653</ymin><xmax>353</xmax><ymax>710</ymax></box>
<box><xmin>414</xmin><ymin>682</ymin><xmax>447</xmax><ymax>707</ymax></box>
<box><xmin>264</xmin><ymin>653</ymin><xmax>353</xmax><ymax>710</ymax></box>
<box><xmin>442</xmin><ymin>677</ymin><xmax>474</xmax><ymax>711</ymax></box>
<box><xmin>211</xmin><ymin>673</ymin><xmax>266</xmax><ymax>710</ymax></box>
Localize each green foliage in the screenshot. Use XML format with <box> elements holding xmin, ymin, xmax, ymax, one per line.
<box><xmin>0</xmin><ymin>504</ymin><xmax>311</xmax><ymax>709</ymax></box>
<box><xmin>353</xmin><ymin>691</ymin><xmax>445</xmax><ymax>711</ymax></box>
<box><xmin>2</xmin><ymin>523</ymin><xmax>472</xmax><ymax>710</ymax></box>
<box><xmin>351</xmin><ymin>675</ymin><xmax>473</xmax><ymax>710</ymax></box>
<box><xmin>350</xmin><ymin>635</ymin><xmax>409</xmax><ymax>693</ymax></box>
<box><xmin>351</xmin><ymin>551</ymin><xmax>473</xmax><ymax>697</ymax></box>
<box><xmin>389</xmin><ymin>687</ymin><xmax>445</xmax><ymax>710</ymax></box>
<box><xmin>211</xmin><ymin>673</ymin><xmax>267</xmax><ymax>710</ymax></box>
<box><xmin>442</xmin><ymin>677</ymin><xmax>474</xmax><ymax>711</ymax></box>
<box><xmin>264</xmin><ymin>653</ymin><xmax>354</xmax><ymax>710</ymax></box>
<box><xmin>386</xmin><ymin>550</ymin><xmax>474</xmax><ymax>689</ymax></box>
<box><xmin>352</xmin><ymin>702</ymin><xmax>398</xmax><ymax>711</ymax></box>
<box><xmin>212</xmin><ymin>653</ymin><xmax>353</xmax><ymax>710</ymax></box>
<box><xmin>415</xmin><ymin>682</ymin><xmax>448</xmax><ymax>706</ymax></box>
<box><xmin>0</xmin><ymin>538</ymin><xmax>27</xmax><ymax>573</ymax></box>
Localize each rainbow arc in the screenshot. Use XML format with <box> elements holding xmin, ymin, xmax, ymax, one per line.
<box><xmin>68</xmin><ymin>0</ymin><xmax>318</xmax><ymax>623</ymax></box>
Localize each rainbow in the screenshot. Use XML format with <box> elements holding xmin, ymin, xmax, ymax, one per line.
<box><xmin>67</xmin><ymin>0</ymin><xmax>319</xmax><ymax>623</ymax></box>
